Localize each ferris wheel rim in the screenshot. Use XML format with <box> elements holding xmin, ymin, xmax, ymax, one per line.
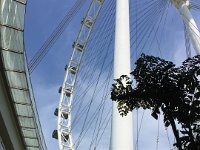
<box><xmin>57</xmin><ymin>0</ymin><xmax>105</xmax><ymax>149</ymax></box>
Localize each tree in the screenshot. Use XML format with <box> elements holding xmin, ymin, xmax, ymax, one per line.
<box><xmin>111</xmin><ymin>54</ymin><xmax>200</xmax><ymax>150</ymax></box>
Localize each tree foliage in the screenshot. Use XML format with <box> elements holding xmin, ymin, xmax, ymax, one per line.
<box><xmin>111</xmin><ymin>54</ymin><xmax>200</xmax><ymax>150</ymax></box>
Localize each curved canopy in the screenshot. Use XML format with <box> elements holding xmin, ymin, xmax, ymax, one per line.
<box><xmin>0</xmin><ymin>0</ymin><xmax>46</xmax><ymax>149</ymax></box>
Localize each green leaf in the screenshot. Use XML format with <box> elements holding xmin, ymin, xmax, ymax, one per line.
<box><xmin>151</xmin><ymin>111</ymin><xmax>158</xmax><ymax>120</ymax></box>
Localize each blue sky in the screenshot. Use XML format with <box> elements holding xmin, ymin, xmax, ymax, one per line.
<box><xmin>24</xmin><ymin>0</ymin><xmax>200</xmax><ymax>149</ymax></box>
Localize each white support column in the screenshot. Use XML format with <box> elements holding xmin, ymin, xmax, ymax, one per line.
<box><xmin>111</xmin><ymin>0</ymin><xmax>133</xmax><ymax>150</ymax></box>
<box><xmin>172</xmin><ymin>0</ymin><xmax>200</xmax><ymax>55</ymax></box>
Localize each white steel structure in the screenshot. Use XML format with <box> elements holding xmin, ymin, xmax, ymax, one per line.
<box><xmin>55</xmin><ymin>0</ymin><xmax>200</xmax><ymax>149</ymax></box>
<box><xmin>111</xmin><ymin>0</ymin><xmax>133</xmax><ymax>150</ymax></box>
<box><xmin>171</xmin><ymin>0</ymin><xmax>200</xmax><ymax>54</ymax></box>
<box><xmin>55</xmin><ymin>0</ymin><xmax>104</xmax><ymax>149</ymax></box>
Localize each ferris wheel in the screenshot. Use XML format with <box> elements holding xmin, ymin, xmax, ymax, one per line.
<box><xmin>52</xmin><ymin>0</ymin><xmax>105</xmax><ymax>149</ymax></box>
<box><xmin>47</xmin><ymin>0</ymin><xmax>200</xmax><ymax>149</ymax></box>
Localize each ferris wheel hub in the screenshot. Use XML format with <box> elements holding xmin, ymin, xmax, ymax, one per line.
<box><xmin>171</xmin><ymin>0</ymin><xmax>200</xmax><ymax>55</ymax></box>
<box><xmin>171</xmin><ymin>0</ymin><xmax>191</xmax><ymax>9</ymax></box>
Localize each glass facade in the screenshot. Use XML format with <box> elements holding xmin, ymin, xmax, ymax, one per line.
<box><xmin>0</xmin><ymin>0</ymin><xmax>46</xmax><ymax>149</ymax></box>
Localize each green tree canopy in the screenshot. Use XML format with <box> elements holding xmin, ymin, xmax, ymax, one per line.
<box><xmin>111</xmin><ymin>54</ymin><xmax>200</xmax><ymax>150</ymax></box>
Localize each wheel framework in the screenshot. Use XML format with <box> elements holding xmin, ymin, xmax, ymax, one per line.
<box><xmin>53</xmin><ymin>0</ymin><xmax>105</xmax><ymax>150</ymax></box>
